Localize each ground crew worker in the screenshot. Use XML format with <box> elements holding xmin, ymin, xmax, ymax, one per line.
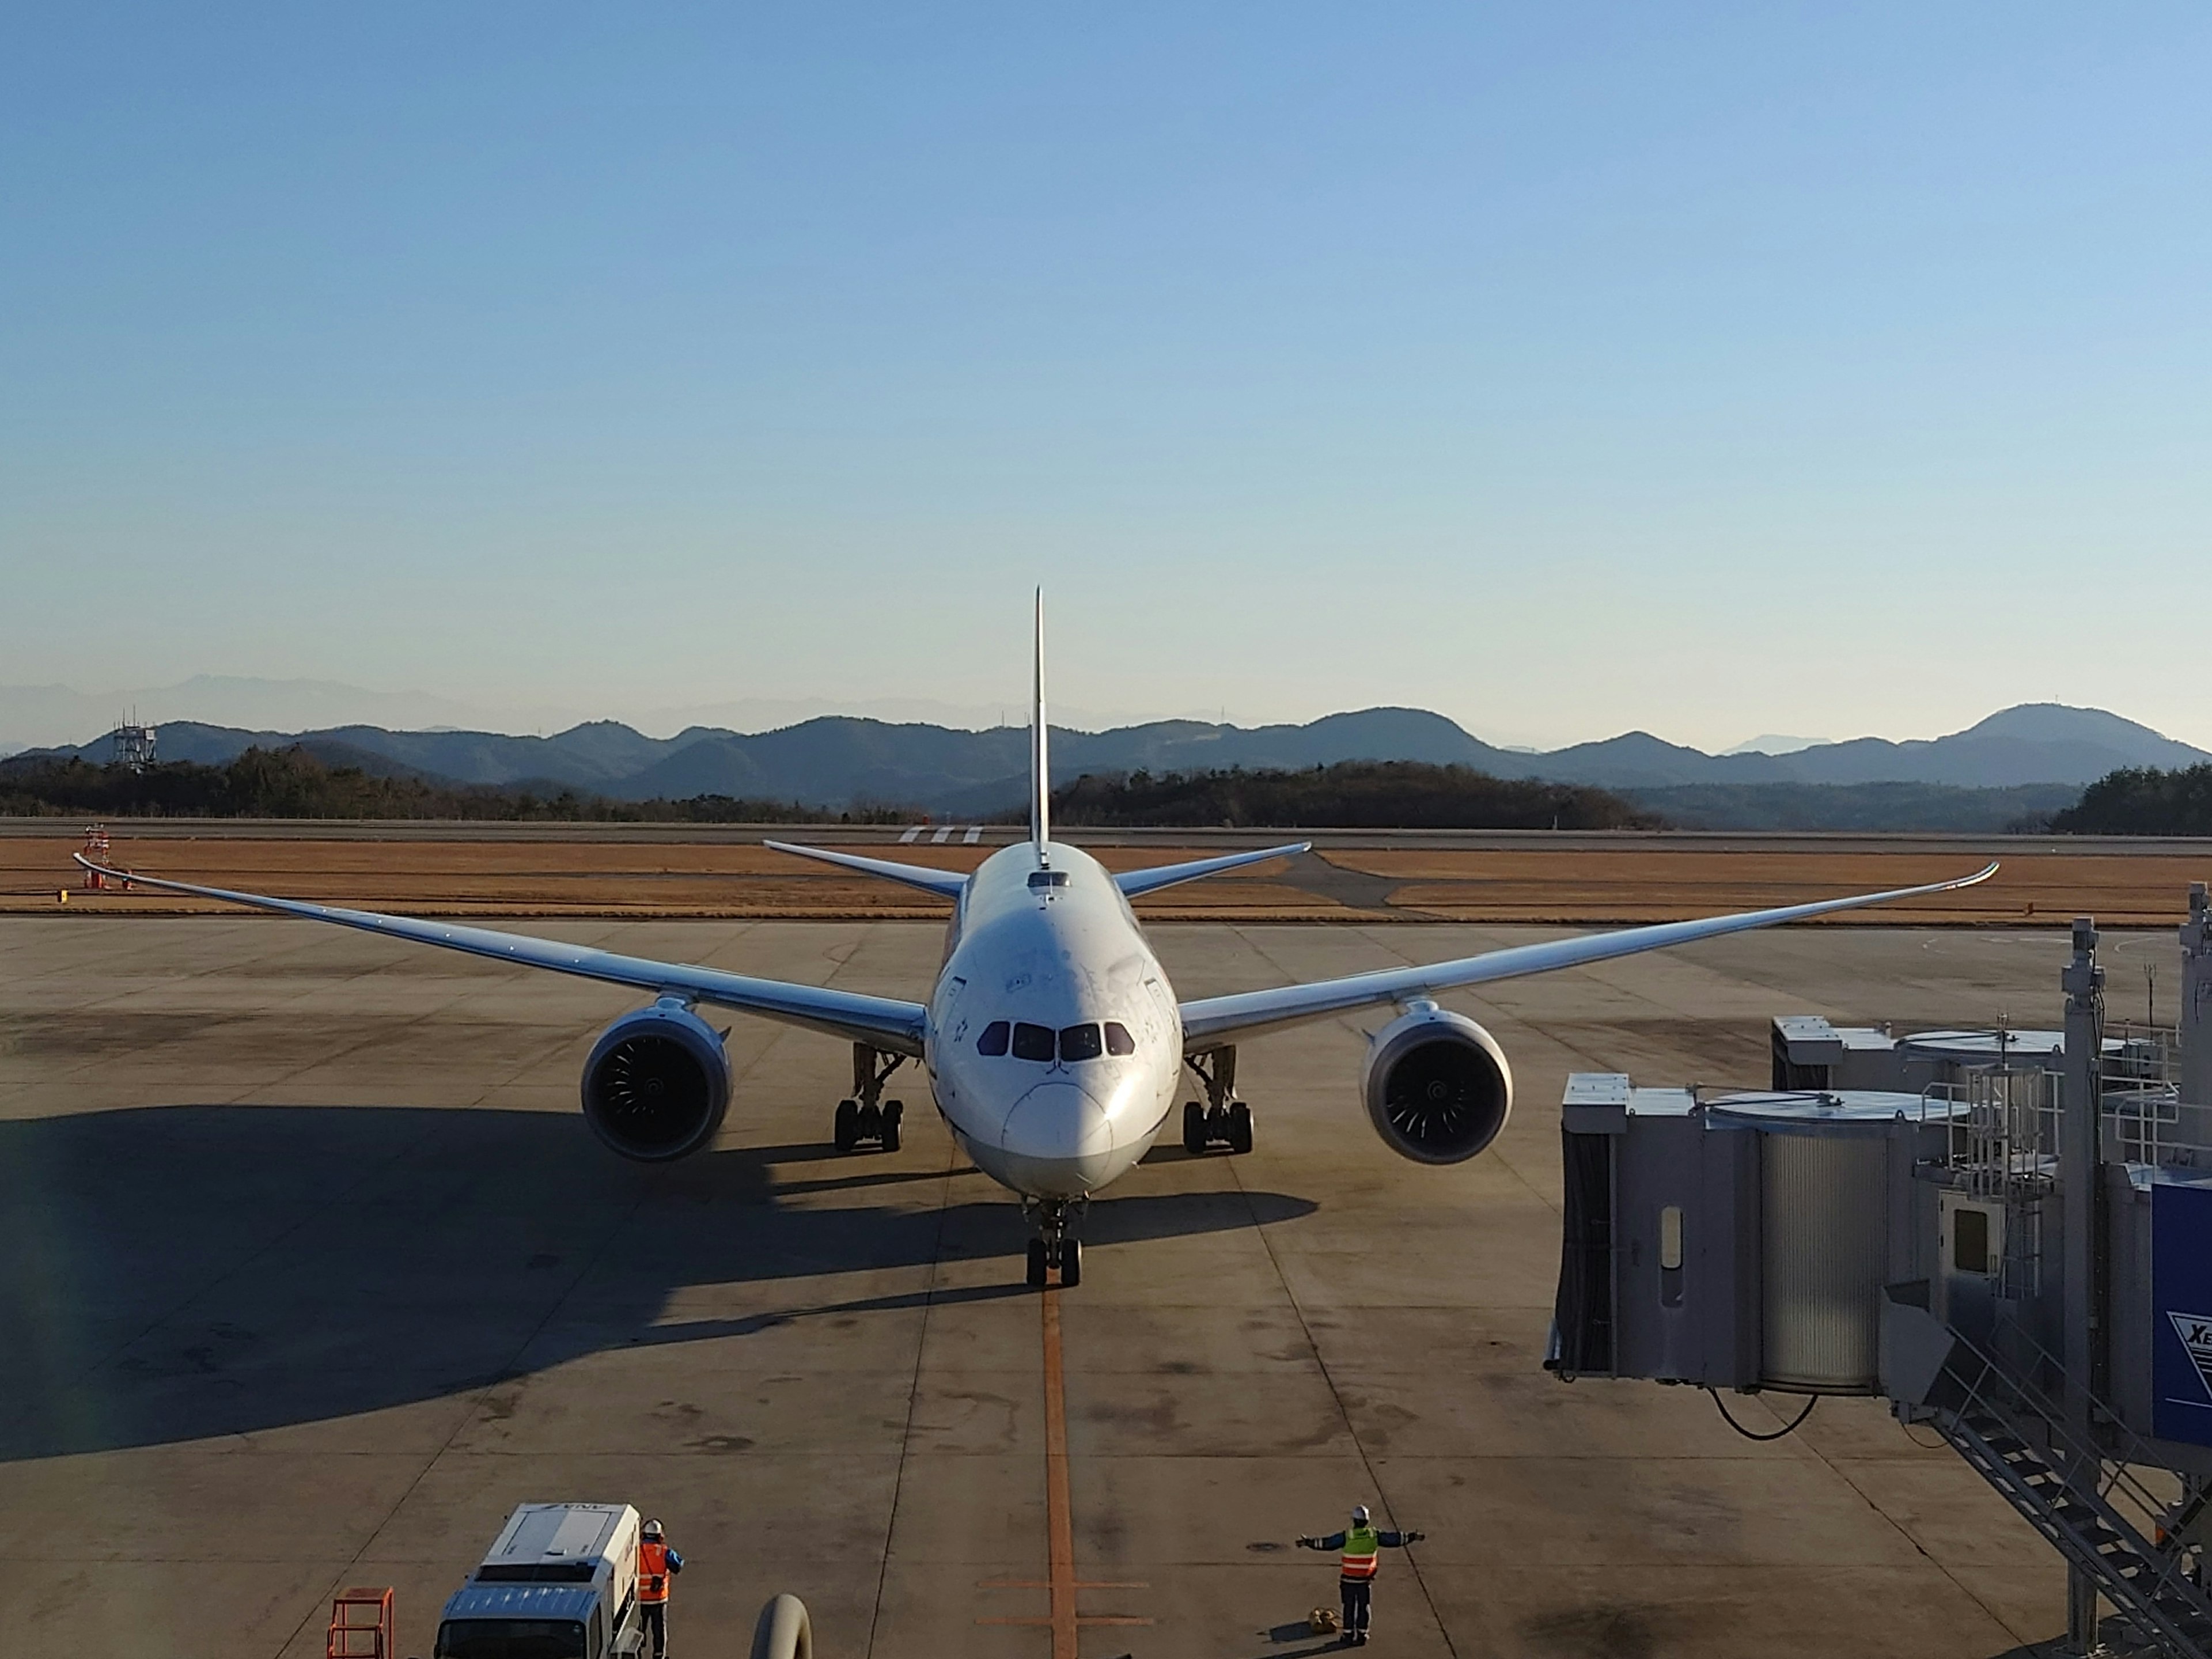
<box><xmin>1296</xmin><ymin>1505</ymin><xmax>1423</xmax><ymax>1646</ymax></box>
<box><xmin>638</xmin><ymin>1517</ymin><xmax>684</xmax><ymax>1659</ymax></box>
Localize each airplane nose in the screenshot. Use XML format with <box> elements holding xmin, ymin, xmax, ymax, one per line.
<box><xmin>1002</xmin><ymin>1081</ymin><xmax>1113</xmax><ymax>1164</ymax></box>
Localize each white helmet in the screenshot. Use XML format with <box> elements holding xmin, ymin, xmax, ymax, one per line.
<box><xmin>1351</xmin><ymin>1505</ymin><xmax>1370</xmax><ymax>1527</ymax></box>
<box><xmin>642</xmin><ymin>1518</ymin><xmax>664</xmax><ymax>1540</ymax></box>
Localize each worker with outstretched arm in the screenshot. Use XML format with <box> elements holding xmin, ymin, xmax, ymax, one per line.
<box><xmin>638</xmin><ymin>1517</ymin><xmax>684</xmax><ymax>1658</ymax></box>
<box><xmin>1296</xmin><ymin>1505</ymin><xmax>1423</xmax><ymax>1646</ymax></box>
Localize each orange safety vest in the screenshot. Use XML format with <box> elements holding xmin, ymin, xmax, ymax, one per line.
<box><xmin>639</xmin><ymin>1541</ymin><xmax>673</xmax><ymax>1603</ymax></box>
<box><xmin>1339</xmin><ymin>1524</ymin><xmax>1381</xmax><ymax>1580</ymax></box>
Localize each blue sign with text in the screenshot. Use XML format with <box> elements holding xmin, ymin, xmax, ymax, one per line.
<box><xmin>2153</xmin><ymin>1179</ymin><xmax>2212</xmax><ymax>1447</ymax></box>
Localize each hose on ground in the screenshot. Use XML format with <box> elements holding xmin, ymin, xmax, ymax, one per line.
<box><xmin>1708</xmin><ymin>1388</ymin><xmax>1817</xmax><ymax>1441</ymax></box>
<box><xmin>749</xmin><ymin>1593</ymin><xmax>813</xmax><ymax>1659</ymax></box>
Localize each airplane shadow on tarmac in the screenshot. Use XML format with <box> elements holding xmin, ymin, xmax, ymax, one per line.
<box><xmin>0</xmin><ymin>1103</ymin><xmax>1315</xmax><ymax>1461</ymax></box>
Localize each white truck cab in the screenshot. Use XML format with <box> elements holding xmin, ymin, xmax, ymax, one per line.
<box><xmin>435</xmin><ymin>1503</ymin><xmax>644</xmax><ymax>1659</ymax></box>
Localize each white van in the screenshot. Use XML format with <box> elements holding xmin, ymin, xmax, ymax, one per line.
<box><xmin>435</xmin><ymin>1503</ymin><xmax>645</xmax><ymax>1659</ymax></box>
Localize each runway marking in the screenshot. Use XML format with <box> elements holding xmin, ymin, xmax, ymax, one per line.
<box><xmin>899</xmin><ymin>826</ymin><xmax>922</xmax><ymax>843</ymax></box>
<box><xmin>931</xmin><ymin>825</ymin><xmax>954</xmax><ymax>844</ymax></box>
<box><xmin>976</xmin><ymin>1580</ymin><xmax>1147</xmax><ymax>1591</ymax></box>
<box><xmin>1041</xmin><ymin>1283</ymin><xmax>1081</xmax><ymax>1657</ymax></box>
<box><xmin>964</xmin><ymin>826</ymin><xmax>984</xmax><ymax>844</ymax></box>
<box><xmin>976</xmin><ymin>1281</ymin><xmax>1152</xmax><ymax>1654</ymax></box>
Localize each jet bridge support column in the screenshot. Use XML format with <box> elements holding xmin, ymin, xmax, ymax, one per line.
<box><xmin>2062</xmin><ymin>919</ymin><xmax>2107</xmax><ymax>1422</ymax></box>
<box><xmin>2062</xmin><ymin>918</ymin><xmax>2107</xmax><ymax>1655</ymax></box>
<box><xmin>2183</xmin><ymin>883</ymin><xmax>2212</xmax><ymax>1108</ymax></box>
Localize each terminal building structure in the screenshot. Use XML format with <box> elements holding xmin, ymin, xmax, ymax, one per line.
<box><xmin>1551</xmin><ymin>884</ymin><xmax>2212</xmax><ymax>1658</ymax></box>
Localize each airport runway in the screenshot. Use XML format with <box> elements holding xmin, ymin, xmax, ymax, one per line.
<box><xmin>2</xmin><ymin>914</ymin><xmax>2161</xmax><ymax>1657</ymax></box>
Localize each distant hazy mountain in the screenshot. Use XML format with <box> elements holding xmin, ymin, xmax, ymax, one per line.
<box><xmin>20</xmin><ymin>701</ymin><xmax>2204</xmax><ymax>824</ymax></box>
<box><xmin>1764</xmin><ymin>704</ymin><xmax>2210</xmax><ymax>788</ymax></box>
<box><xmin>0</xmin><ymin>676</ymin><xmax>1202</xmax><ymax>755</ymax></box>
<box><xmin>0</xmin><ymin>677</ymin><xmax>510</xmax><ymax>755</ymax></box>
<box><xmin>1451</xmin><ymin>704</ymin><xmax>2210</xmax><ymax>793</ymax></box>
<box><xmin>1725</xmin><ymin>734</ymin><xmax>1830</xmax><ymax>756</ymax></box>
<box><xmin>47</xmin><ymin>719</ymin><xmax>699</xmax><ymax>790</ymax></box>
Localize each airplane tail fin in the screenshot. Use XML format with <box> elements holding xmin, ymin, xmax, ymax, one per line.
<box><xmin>1031</xmin><ymin>588</ymin><xmax>1050</xmax><ymax>862</ymax></box>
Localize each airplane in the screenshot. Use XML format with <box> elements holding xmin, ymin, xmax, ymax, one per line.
<box><xmin>78</xmin><ymin>594</ymin><xmax>1998</xmax><ymax>1288</ymax></box>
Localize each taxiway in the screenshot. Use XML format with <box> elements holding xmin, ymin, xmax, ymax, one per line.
<box><xmin>0</xmin><ymin>914</ymin><xmax>2138</xmax><ymax>1657</ymax></box>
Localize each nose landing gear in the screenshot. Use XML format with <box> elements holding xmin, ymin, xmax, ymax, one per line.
<box><xmin>1022</xmin><ymin>1196</ymin><xmax>1086</xmax><ymax>1288</ymax></box>
<box><xmin>1180</xmin><ymin>1047</ymin><xmax>1252</xmax><ymax>1154</ymax></box>
<box><xmin>835</xmin><ymin>1044</ymin><xmax>906</xmax><ymax>1154</ymax></box>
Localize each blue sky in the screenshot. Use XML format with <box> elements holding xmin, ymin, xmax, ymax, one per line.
<box><xmin>4</xmin><ymin>5</ymin><xmax>2207</xmax><ymax>747</ymax></box>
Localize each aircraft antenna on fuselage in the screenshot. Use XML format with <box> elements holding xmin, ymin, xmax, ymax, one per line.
<box><xmin>1031</xmin><ymin>587</ymin><xmax>1049</xmax><ymax>863</ymax></box>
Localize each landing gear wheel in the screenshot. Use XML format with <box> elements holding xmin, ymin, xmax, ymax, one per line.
<box><xmin>1227</xmin><ymin>1100</ymin><xmax>1253</xmax><ymax>1155</ymax></box>
<box><xmin>1058</xmin><ymin>1238</ymin><xmax>1082</xmax><ymax>1287</ymax></box>
<box><xmin>1182</xmin><ymin>1101</ymin><xmax>1207</xmax><ymax>1154</ymax></box>
<box><xmin>1027</xmin><ymin>1238</ymin><xmax>1049</xmax><ymax>1288</ymax></box>
<box><xmin>846</xmin><ymin>1043</ymin><xmax>909</xmax><ymax>1155</ymax></box>
<box><xmin>1206</xmin><ymin>1104</ymin><xmax>1229</xmax><ymax>1146</ymax></box>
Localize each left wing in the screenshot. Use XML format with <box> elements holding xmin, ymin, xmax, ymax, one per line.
<box><xmin>1179</xmin><ymin>862</ymin><xmax>1999</xmax><ymax>1049</ymax></box>
<box><xmin>73</xmin><ymin>856</ymin><xmax>928</xmax><ymax>1054</ymax></box>
<box><xmin>762</xmin><ymin>840</ymin><xmax>968</xmax><ymax>899</ymax></box>
<box><xmin>1116</xmin><ymin>842</ymin><xmax>1312</xmax><ymax>897</ymax></box>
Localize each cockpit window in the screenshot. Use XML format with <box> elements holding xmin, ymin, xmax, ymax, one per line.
<box><xmin>981</xmin><ymin>1019</ymin><xmax>1134</xmax><ymax>1060</ymax></box>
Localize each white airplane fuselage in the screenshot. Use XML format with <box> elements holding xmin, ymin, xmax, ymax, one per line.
<box><xmin>923</xmin><ymin>841</ymin><xmax>1183</xmax><ymax>1200</ymax></box>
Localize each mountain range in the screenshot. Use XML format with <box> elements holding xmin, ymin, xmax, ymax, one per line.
<box><xmin>0</xmin><ymin>676</ymin><xmax>1191</xmax><ymax>756</ymax></box>
<box><xmin>17</xmin><ymin>702</ymin><xmax>2206</xmax><ymax>818</ymax></box>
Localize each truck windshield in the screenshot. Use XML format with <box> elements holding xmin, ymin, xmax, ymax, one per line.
<box><xmin>437</xmin><ymin>1619</ymin><xmax>587</xmax><ymax>1659</ymax></box>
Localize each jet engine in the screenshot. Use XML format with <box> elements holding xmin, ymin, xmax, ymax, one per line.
<box><xmin>1361</xmin><ymin>1003</ymin><xmax>1513</xmax><ymax>1164</ymax></box>
<box><xmin>580</xmin><ymin>1001</ymin><xmax>730</xmax><ymax>1162</ymax></box>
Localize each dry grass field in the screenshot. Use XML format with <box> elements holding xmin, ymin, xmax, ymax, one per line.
<box><xmin>1330</xmin><ymin>846</ymin><xmax>2212</xmax><ymax>926</ymax></box>
<box><xmin>4</xmin><ymin>825</ymin><xmax>2209</xmax><ymax>925</ymax></box>
<box><xmin>0</xmin><ymin>831</ymin><xmax>1339</xmax><ymax>919</ymax></box>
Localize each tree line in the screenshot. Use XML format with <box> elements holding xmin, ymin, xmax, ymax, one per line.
<box><xmin>3</xmin><ymin>749</ymin><xmax>1664</xmax><ymax>830</ymax></box>
<box><xmin>20</xmin><ymin>747</ymin><xmax>2209</xmax><ymax>835</ymax></box>
<box><xmin>1029</xmin><ymin>760</ymin><xmax>1664</xmax><ymax>831</ymax></box>
<box><xmin>2049</xmin><ymin>764</ymin><xmax>2212</xmax><ymax>836</ymax></box>
<box><xmin>0</xmin><ymin>747</ymin><xmax>908</xmax><ymax>825</ymax></box>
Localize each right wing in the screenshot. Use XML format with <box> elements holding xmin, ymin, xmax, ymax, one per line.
<box><xmin>1179</xmin><ymin>862</ymin><xmax>1999</xmax><ymax>1049</ymax></box>
<box><xmin>74</xmin><ymin>856</ymin><xmax>928</xmax><ymax>1054</ymax></box>
<box><xmin>1115</xmin><ymin>842</ymin><xmax>1312</xmax><ymax>898</ymax></box>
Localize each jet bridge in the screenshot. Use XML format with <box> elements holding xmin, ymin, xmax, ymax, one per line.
<box><xmin>1551</xmin><ymin>883</ymin><xmax>2212</xmax><ymax>1658</ymax></box>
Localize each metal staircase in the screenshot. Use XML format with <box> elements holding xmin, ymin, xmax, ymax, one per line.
<box><xmin>1925</xmin><ymin>1328</ymin><xmax>2212</xmax><ymax>1658</ymax></box>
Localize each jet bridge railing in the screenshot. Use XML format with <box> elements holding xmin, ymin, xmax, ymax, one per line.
<box><xmin>1979</xmin><ymin>1310</ymin><xmax>2190</xmax><ymax>1536</ymax></box>
<box><xmin>2105</xmin><ymin>1021</ymin><xmax>2180</xmax><ymax>1087</ymax></box>
<box><xmin>1911</xmin><ymin>1317</ymin><xmax>2211</xmax><ymax>1657</ymax></box>
<box><xmin>2101</xmin><ymin>1088</ymin><xmax>2212</xmax><ymax>1173</ymax></box>
<box><xmin>1926</xmin><ymin>1070</ymin><xmax>2062</xmax><ymax>1201</ymax></box>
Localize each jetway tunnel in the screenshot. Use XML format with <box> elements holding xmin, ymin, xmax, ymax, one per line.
<box><xmin>1548</xmin><ymin>884</ymin><xmax>2212</xmax><ymax>1658</ymax></box>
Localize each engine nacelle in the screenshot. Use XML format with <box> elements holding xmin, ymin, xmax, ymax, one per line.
<box><xmin>1362</xmin><ymin>1003</ymin><xmax>1513</xmax><ymax>1165</ymax></box>
<box><xmin>581</xmin><ymin>1001</ymin><xmax>731</xmax><ymax>1162</ymax></box>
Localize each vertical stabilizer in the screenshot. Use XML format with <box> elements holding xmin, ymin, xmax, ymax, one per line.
<box><xmin>1031</xmin><ymin>588</ymin><xmax>1050</xmax><ymax>862</ymax></box>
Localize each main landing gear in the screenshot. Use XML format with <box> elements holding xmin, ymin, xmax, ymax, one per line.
<box><xmin>1024</xmin><ymin>1196</ymin><xmax>1086</xmax><ymax>1289</ymax></box>
<box><xmin>1180</xmin><ymin>1046</ymin><xmax>1252</xmax><ymax>1156</ymax></box>
<box><xmin>834</xmin><ymin>1044</ymin><xmax>906</xmax><ymax>1154</ymax></box>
